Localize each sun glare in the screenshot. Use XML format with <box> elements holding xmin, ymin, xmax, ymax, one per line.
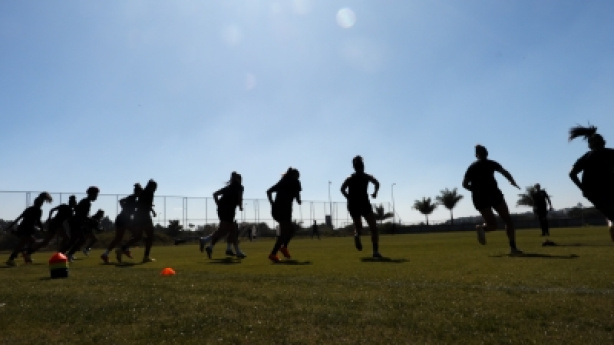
<box><xmin>336</xmin><ymin>8</ymin><xmax>356</xmax><ymax>29</ymax></box>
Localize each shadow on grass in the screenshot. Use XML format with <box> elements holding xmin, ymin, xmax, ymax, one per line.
<box><xmin>114</xmin><ymin>262</ymin><xmax>139</xmax><ymax>268</ymax></box>
<box><xmin>547</xmin><ymin>243</ymin><xmax>612</xmax><ymax>247</ymax></box>
<box><xmin>1</xmin><ymin>263</ymin><xmax>46</xmax><ymax>268</ymax></box>
<box><xmin>208</xmin><ymin>257</ymin><xmax>243</xmax><ymax>265</ymax></box>
<box><xmin>360</xmin><ymin>257</ymin><xmax>409</xmax><ymax>263</ymax></box>
<box><xmin>490</xmin><ymin>253</ymin><xmax>579</xmax><ymax>259</ymax></box>
<box><xmin>273</xmin><ymin>260</ymin><xmax>312</xmax><ymax>265</ymax></box>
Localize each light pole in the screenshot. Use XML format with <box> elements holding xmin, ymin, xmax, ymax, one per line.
<box><xmin>391</xmin><ymin>183</ymin><xmax>396</xmax><ymax>225</ymax></box>
<box><xmin>328</xmin><ymin>181</ymin><xmax>332</xmax><ymax>228</ymax></box>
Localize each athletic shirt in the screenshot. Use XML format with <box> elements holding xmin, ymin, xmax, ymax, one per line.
<box><xmin>573</xmin><ymin>148</ymin><xmax>614</xmax><ymax>196</ymax></box>
<box><xmin>136</xmin><ymin>190</ymin><xmax>155</xmax><ymax>217</ymax></box>
<box><xmin>463</xmin><ymin>159</ymin><xmax>503</xmax><ymax>194</ymax></box>
<box><xmin>51</xmin><ymin>204</ymin><xmax>73</xmax><ymax>223</ymax></box>
<box><xmin>17</xmin><ymin>206</ymin><xmax>42</xmax><ymax>231</ymax></box>
<box><xmin>119</xmin><ymin>194</ymin><xmax>139</xmax><ymax>216</ymax></box>
<box><xmin>73</xmin><ymin>199</ymin><xmax>92</xmax><ymax>224</ymax></box>
<box><xmin>532</xmin><ymin>190</ymin><xmax>549</xmax><ymax>210</ymax></box>
<box><xmin>270</xmin><ymin>178</ymin><xmax>301</xmax><ymax>208</ymax></box>
<box><xmin>344</xmin><ymin>173</ymin><xmax>375</xmax><ymax>202</ymax></box>
<box><xmin>217</xmin><ymin>183</ymin><xmax>244</xmax><ymax>211</ymax></box>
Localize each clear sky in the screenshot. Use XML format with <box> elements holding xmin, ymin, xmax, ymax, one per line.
<box><xmin>1</xmin><ymin>1</ymin><xmax>614</xmax><ymax>225</ymax></box>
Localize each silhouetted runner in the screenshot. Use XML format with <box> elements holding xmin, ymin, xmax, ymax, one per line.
<box><xmin>340</xmin><ymin>156</ymin><xmax>382</xmax><ymax>258</ymax></box>
<box><xmin>569</xmin><ymin>125</ymin><xmax>614</xmax><ymax>241</ymax></box>
<box><xmin>462</xmin><ymin>145</ymin><xmax>522</xmax><ymax>255</ymax></box>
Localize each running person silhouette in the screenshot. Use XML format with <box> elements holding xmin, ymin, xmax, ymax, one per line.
<box><xmin>568</xmin><ymin>125</ymin><xmax>614</xmax><ymax>241</ymax></box>
<box><xmin>101</xmin><ymin>183</ymin><xmax>142</xmax><ymax>264</ymax></box>
<box><xmin>64</xmin><ymin>186</ymin><xmax>100</xmax><ymax>261</ymax></box>
<box><xmin>201</xmin><ymin>172</ymin><xmax>246</xmax><ymax>259</ymax></box>
<box><xmin>462</xmin><ymin>145</ymin><xmax>522</xmax><ymax>255</ymax></box>
<box><xmin>5</xmin><ymin>192</ymin><xmax>53</xmax><ymax>266</ymax></box>
<box><xmin>267</xmin><ymin>167</ymin><xmax>302</xmax><ymax>263</ymax></box>
<box><xmin>531</xmin><ymin>184</ymin><xmax>553</xmax><ymax>237</ymax></box>
<box><xmin>82</xmin><ymin>209</ymin><xmax>105</xmax><ymax>256</ymax></box>
<box><xmin>119</xmin><ymin>179</ymin><xmax>157</xmax><ymax>263</ymax></box>
<box><xmin>28</xmin><ymin>195</ymin><xmax>76</xmax><ymax>255</ymax></box>
<box><xmin>341</xmin><ymin>156</ymin><xmax>382</xmax><ymax>258</ymax></box>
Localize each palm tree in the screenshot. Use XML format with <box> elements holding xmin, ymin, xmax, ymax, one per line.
<box><xmin>413</xmin><ymin>197</ymin><xmax>438</xmax><ymax>225</ymax></box>
<box><xmin>373</xmin><ymin>204</ymin><xmax>394</xmax><ymax>226</ymax></box>
<box><xmin>435</xmin><ymin>188</ymin><xmax>464</xmax><ymax>225</ymax></box>
<box><xmin>517</xmin><ymin>185</ymin><xmax>538</xmax><ymax>208</ymax></box>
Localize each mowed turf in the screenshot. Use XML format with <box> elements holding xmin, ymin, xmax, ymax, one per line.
<box><xmin>1</xmin><ymin>227</ymin><xmax>613</xmax><ymax>345</ymax></box>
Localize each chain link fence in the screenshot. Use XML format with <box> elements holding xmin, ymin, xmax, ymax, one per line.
<box><xmin>0</xmin><ymin>191</ymin><xmax>394</xmax><ymax>229</ymax></box>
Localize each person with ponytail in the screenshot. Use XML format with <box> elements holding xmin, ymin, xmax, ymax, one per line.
<box><xmin>341</xmin><ymin>155</ymin><xmax>382</xmax><ymax>258</ymax></box>
<box><xmin>462</xmin><ymin>145</ymin><xmax>522</xmax><ymax>255</ymax></box>
<box><xmin>267</xmin><ymin>167</ymin><xmax>302</xmax><ymax>263</ymax></box>
<box><xmin>568</xmin><ymin>125</ymin><xmax>614</xmax><ymax>241</ymax></box>
<box><xmin>120</xmin><ymin>179</ymin><xmax>157</xmax><ymax>263</ymax></box>
<box><xmin>201</xmin><ymin>172</ymin><xmax>246</xmax><ymax>259</ymax></box>
<box><xmin>5</xmin><ymin>192</ymin><xmax>53</xmax><ymax>266</ymax></box>
<box><xmin>27</xmin><ymin>195</ymin><xmax>76</xmax><ymax>255</ymax></box>
<box><xmin>101</xmin><ymin>183</ymin><xmax>142</xmax><ymax>264</ymax></box>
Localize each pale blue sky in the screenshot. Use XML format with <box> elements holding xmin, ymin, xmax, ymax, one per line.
<box><xmin>1</xmin><ymin>1</ymin><xmax>614</xmax><ymax>224</ymax></box>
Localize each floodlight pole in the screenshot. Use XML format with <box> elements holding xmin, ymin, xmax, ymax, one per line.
<box><xmin>391</xmin><ymin>183</ymin><xmax>396</xmax><ymax>225</ymax></box>
<box><xmin>328</xmin><ymin>181</ymin><xmax>332</xmax><ymax>228</ymax></box>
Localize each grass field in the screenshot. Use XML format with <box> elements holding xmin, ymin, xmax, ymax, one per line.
<box><xmin>1</xmin><ymin>227</ymin><xmax>614</xmax><ymax>345</ymax></box>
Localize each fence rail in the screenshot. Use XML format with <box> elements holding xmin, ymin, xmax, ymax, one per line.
<box><xmin>0</xmin><ymin>191</ymin><xmax>395</xmax><ymax>229</ymax></box>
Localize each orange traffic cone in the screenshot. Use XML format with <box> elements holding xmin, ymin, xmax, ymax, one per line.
<box><xmin>49</xmin><ymin>252</ymin><xmax>69</xmax><ymax>279</ymax></box>
<box><xmin>160</xmin><ymin>267</ymin><xmax>176</xmax><ymax>276</ymax></box>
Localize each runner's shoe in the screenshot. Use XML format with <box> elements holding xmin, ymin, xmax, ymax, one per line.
<box><xmin>354</xmin><ymin>235</ymin><xmax>363</xmax><ymax>251</ymax></box>
<box><xmin>268</xmin><ymin>254</ymin><xmax>280</xmax><ymax>263</ymax></box>
<box><xmin>372</xmin><ymin>252</ymin><xmax>383</xmax><ymax>259</ymax></box>
<box><xmin>22</xmin><ymin>251</ymin><xmax>32</xmax><ymax>264</ymax></box>
<box><xmin>142</xmin><ymin>256</ymin><xmax>156</xmax><ymax>263</ymax></box>
<box><xmin>510</xmin><ymin>248</ymin><xmax>523</xmax><ymax>256</ymax></box>
<box><xmin>205</xmin><ymin>247</ymin><xmax>212</xmax><ymax>259</ymax></box>
<box><xmin>280</xmin><ymin>247</ymin><xmax>291</xmax><ymax>259</ymax></box>
<box><xmin>225</xmin><ymin>250</ymin><xmax>235</xmax><ymax>256</ymax></box>
<box><xmin>123</xmin><ymin>250</ymin><xmax>133</xmax><ymax>259</ymax></box>
<box><xmin>100</xmin><ymin>253</ymin><xmax>109</xmax><ymax>264</ymax></box>
<box><xmin>82</xmin><ymin>248</ymin><xmax>90</xmax><ymax>256</ymax></box>
<box><xmin>236</xmin><ymin>252</ymin><xmax>247</xmax><ymax>259</ymax></box>
<box><xmin>476</xmin><ymin>225</ymin><xmax>486</xmax><ymax>245</ymax></box>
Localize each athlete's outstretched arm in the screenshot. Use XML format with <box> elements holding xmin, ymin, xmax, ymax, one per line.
<box><xmin>462</xmin><ymin>175</ymin><xmax>472</xmax><ymax>191</ymax></box>
<box><xmin>213</xmin><ymin>188</ymin><xmax>223</xmax><ymax>206</ymax></box>
<box><xmin>340</xmin><ymin>179</ymin><xmax>350</xmax><ymax>199</ymax></box>
<box><xmin>496</xmin><ymin>166</ymin><xmax>520</xmax><ymax>189</ymax></box>
<box><xmin>47</xmin><ymin>205</ymin><xmax>60</xmax><ymax>222</ymax></box>
<box><xmin>569</xmin><ymin>166</ymin><xmax>583</xmax><ymax>192</ymax></box>
<box><xmin>238</xmin><ymin>189</ymin><xmax>244</xmax><ymax>211</ymax></box>
<box><xmin>266</xmin><ymin>186</ymin><xmax>275</xmax><ymax>205</ymax></box>
<box><xmin>370</xmin><ymin>176</ymin><xmax>380</xmax><ymax>199</ymax></box>
<box><xmin>7</xmin><ymin>212</ymin><xmax>25</xmax><ymax>230</ymax></box>
<box><xmin>545</xmin><ymin>192</ymin><xmax>553</xmax><ymax>210</ymax></box>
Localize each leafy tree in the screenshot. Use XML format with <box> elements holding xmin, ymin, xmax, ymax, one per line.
<box><xmin>166</xmin><ymin>219</ymin><xmax>183</xmax><ymax>237</ymax></box>
<box><xmin>435</xmin><ymin>188</ymin><xmax>463</xmax><ymax>225</ymax></box>
<box><xmin>100</xmin><ymin>216</ymin><xmax>114</xmax><ymax>231</ymax></box>
<box><xmin>292</xmin><ymin>220</ymin><xmax>304</xmax><ymax>230</ymax></box>
<box><xmin>413</xmin><ymin>197</ymin><xmax>438</xmax><ymax>225</ymax></box>
<box><xmin>373</xmin><ymin>204</ymin><xmax>394</xmax><ymax>225</ymax></box>
<box><xmin>517</xmin><ymin>185</ymin><xmax>539</xmax><ymax>208</ymax></box>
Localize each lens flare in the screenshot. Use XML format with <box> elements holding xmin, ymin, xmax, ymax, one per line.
<box><xmin>336</xmin><ymin>8</ymin><xmax>356</xmax><ymax>29</ymax></box>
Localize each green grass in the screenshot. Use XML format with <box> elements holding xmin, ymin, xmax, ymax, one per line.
<box><xmin>1</xmin><ymin>227</ymin><xmax>614</xmax><ymax>344</ymax></box>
